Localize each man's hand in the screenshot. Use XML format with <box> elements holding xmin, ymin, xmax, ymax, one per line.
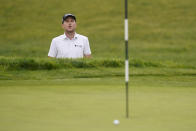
<box><xmin>84</xmin><ymin>54</ymin><xmax>91</xmax><ymax>58</ymax></box>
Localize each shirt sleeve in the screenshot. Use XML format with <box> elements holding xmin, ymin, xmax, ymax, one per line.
<box><xmin>48</xmin><ymin>39</ymin><xmax>57</xmax><ymax>57</ymax></box>
<box><xmin>83</xmin><ymin>37</ymin><xmax>91</xmax><ymax>55</ymax></box>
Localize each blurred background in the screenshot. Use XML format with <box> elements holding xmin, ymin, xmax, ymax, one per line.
<box><xmin>0</xmin><ymin>0</ymin><xmax>195</xmax><ymax>66</ymax></box>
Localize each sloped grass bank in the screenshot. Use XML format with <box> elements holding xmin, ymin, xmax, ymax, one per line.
<box><xmin>1</xmin><ymin>57</ymin><xmax>196</xmax><ymax>80</ymax></box>
<box><xmin>1</xmin><ymin>57</ymin><xmax>196</xmax><ymax>71</ymax></box>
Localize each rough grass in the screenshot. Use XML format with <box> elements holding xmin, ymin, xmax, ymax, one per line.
<box><xmin>1</xmin><ymin>57</ymin><xmax>196</xmax><ymax>71</ymax></box>
<box><xmin>0</xmin><ymin>0</ymin><xmax>196</xmax><ymax>78</ymax></box>
<box><xmin>0</xmin><ymin>0</ymin><xmax>196</xmax><ymax>66</ymax></box>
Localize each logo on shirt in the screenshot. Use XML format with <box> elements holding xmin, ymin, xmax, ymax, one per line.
<box><xmin>74</xmin><ymin>44</ymin><xmax>82</xmax><ymax>48</ymax></box>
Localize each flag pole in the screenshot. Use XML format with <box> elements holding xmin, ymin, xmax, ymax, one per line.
<box><xmin>124</xmin><ymin>0</ymin><xmax>129</xmax><ymax>118</ymax></box>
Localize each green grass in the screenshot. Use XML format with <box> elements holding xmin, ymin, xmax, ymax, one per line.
<box><xmin>1</xmin><ymin>0</ymin><xmax>196</xmax><ymax>65</ymax></box>
<box><xmin>0</xmin><ymin>77</ymin><xmax>196</xmax><ymax>131</ymax></box>
<box><xmin>1</xmin><ymin>67</ymin><xmax>196</xmax><ymax>80</ymax></box>
<box><xmin>0</xmin><ymin>0</ymin><xmax>196</xmax><ymax>130</ymax></box>
<box><xmin>1</xmin><ymin>57</ymin><xmax>196</xmax><ymax>72</ymax></box>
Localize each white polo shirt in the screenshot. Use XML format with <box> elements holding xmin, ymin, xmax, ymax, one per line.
<box><xmin>48</xmin><ymin>33</ymin><xmax>91</xmax><ymax>58</ymax></box>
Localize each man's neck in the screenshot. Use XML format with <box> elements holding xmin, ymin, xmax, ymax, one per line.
<box><xmin>65</xmin><ymin>32</ymin><xmax>75</xmax><ymax>40</ymax></box>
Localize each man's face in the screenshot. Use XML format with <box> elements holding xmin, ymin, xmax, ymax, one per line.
<box><xmin>62</xmin><ymin>17</ymin><xmax>77</xmax><ymax>33</ymax></box>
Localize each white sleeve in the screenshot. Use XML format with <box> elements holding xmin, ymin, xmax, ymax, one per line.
<box><xmin>83</xmin><ymin>37</ymin><xmax>91</xmax><ymax>55</ymax></box>
<box><xmin>48</xmin><ymin>39</ymin><xmax>57</xmax><ymax>57</ymax></box>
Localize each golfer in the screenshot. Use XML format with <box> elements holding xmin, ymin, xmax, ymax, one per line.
<box><xmin>48</xmin><ymin>14</ymin><xmax>91</xmax><ymax>58</ymax></box>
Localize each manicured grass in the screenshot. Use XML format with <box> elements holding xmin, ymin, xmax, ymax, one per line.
<box><xmin>0</xmin><ymin>77</ymin><xmax>196</xmax><ymax>131</ymax></box>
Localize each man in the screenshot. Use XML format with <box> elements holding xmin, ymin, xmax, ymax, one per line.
<box><xmin>48</xmin><ymin>14</ymin><xmax>91</xmax><ymax>58</ymax></box>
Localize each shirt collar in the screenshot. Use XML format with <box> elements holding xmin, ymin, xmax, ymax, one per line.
<box><xmin>63</xmin><ymin>33</ymin><xmax>78</xmax><ymax>40</ymax></box>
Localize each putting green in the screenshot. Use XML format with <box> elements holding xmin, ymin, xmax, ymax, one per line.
<box><xmin>0</xmin><ymin>77</ymin><xmax>195</xmax><ymax>131</ymax></box>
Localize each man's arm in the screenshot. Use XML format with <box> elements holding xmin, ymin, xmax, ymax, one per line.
<box><xmin>48</xmin><ymin>39</ymin><xmax>57</xmax><ymax>58</ymax></box>
<box><xmin>83</xmin><ymin>37</ymin><xmax>91</xmax><ymax>58</ymax></box>
<box><xmin>84</xmin><ymin>54</ymin><xmax>91</xmax><ymax>58</ymax></box>
<box><xmin>48</xmin><ymin>56</ymin><xmax>55</xmax><ymax>58</ymax></box>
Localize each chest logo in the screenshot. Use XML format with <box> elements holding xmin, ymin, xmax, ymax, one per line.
<box><xmin>74</xmin><ymin>44</ymin><xmax>82</xmax><ymax>48</ymax></box>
